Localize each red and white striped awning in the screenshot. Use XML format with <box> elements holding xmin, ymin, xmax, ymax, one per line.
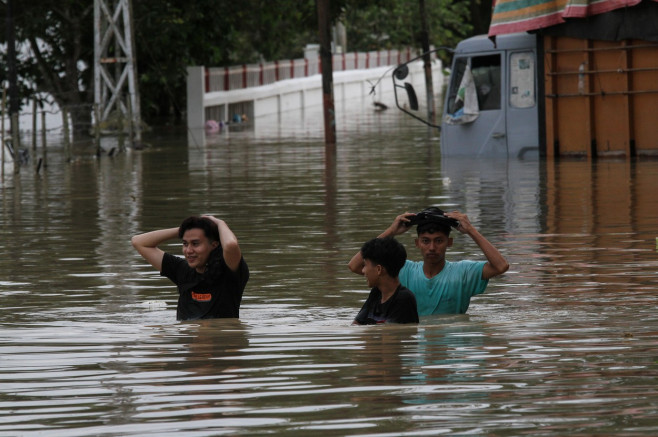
<box><xmin>489</xmin><ymin>0</ymin><xmax>657</xmax><ymax>37</ymax></box>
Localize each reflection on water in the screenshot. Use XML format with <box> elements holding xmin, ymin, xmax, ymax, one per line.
<box><xmin>1</xmin><ymin>109</ymin><xmax>658</xmax><ymax>436</ymax></box>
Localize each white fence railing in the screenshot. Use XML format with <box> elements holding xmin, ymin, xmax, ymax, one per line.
<box><xmin>187</xmin><ymin>47</ymin><xmax>442</xmax><ymax>131</ymax></box>
<box><xmin>204</xmin><ymin>48</ymin><xmax>417</xmax><ymax>93</ymax></box>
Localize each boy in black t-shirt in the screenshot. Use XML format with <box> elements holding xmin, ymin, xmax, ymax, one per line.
<box><xmin>132</xmin><ymin>215</ymin><xmax>249</xmax><ymax>320</ymax></box>
<box><xmin>353</xmin><ymin>237</ymin><xmax>419</xmax><ymax>325</ymax></box>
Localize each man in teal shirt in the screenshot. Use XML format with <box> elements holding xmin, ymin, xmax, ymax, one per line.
<box><xmin>348</xmin><ymin>207</ymin><xmax>509</xmax><ymax>316</ymax></box>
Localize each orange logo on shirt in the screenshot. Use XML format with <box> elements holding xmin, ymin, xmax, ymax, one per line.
<box><xmin>191</xmin><ymin>292</ymin><xmax>212</xmax><ymax>302</ymax></box>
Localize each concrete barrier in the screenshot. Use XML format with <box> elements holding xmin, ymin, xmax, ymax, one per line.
<box><xmin>187</xmin><ymin>55</ymin><xmax>444</xmax><ymax>130</ymax></box>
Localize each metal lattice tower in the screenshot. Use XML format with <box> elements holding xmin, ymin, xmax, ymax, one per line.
<box><xmin>93</xmin><ymin>0</ymin><xmax>141</xmax><ymax>142</ymax></box>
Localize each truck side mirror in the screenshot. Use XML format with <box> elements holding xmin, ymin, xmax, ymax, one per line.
<box><xmin>391</xmin><ymin>47</ymin><xmax>450</xmax><ymax>130</ymax></box>
<box><xmin>394</xmin><ymin>64</ymin><xmax>409</xmax><ymax>80</ymax></box>
<box><xmin>393</xmin><ymin>64</ymin><xmax>418</xmax><ymax>110</ymax></box>
<box><xmin>404</xmin><ymin>83</ymin><xmax>419</xmax><ymax>111</ymax></box>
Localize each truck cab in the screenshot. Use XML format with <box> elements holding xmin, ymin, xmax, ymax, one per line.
<box><xmin>441</xmin><ymin>32</ymin><xmax>539</xmax><ymax>158</ymax></box>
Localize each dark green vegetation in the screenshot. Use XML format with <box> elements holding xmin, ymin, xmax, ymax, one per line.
<box><xmin>0</xmin><ymin>0</ymin><xmax>490</xmax><ymax>135</ymax></box>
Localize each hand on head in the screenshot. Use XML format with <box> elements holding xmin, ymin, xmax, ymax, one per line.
<box><xmin>444</xmin><ymin>211</ymin><xmax>472</xmax><ymax>234</ymax></box>
<box><xmin>389</xmin><ymin>212</ymin><xmax>415</xmax><ymax>236</ymax></box>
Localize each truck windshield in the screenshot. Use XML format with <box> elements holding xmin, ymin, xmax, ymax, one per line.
<box><xmin>447</xmin><ymin>54</ymin><xmax>501</xmax><ymax>113</ymax></box>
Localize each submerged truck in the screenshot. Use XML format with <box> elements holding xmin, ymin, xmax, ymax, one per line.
<box><xmin>440</xmin><ymin>33</ymin><xmax>539</xmax><ymax>159</ymax></box>
<box><xmin>393</xmin><ymin>13</ymin><xmax>658</xmax><ymax>159</ymax></box>
<box><xmin>393</xmin><ymin>32</ymin><xmax>540</xmax><ymax>158</ymax></box>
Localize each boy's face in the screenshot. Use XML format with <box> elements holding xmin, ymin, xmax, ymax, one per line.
<box><xmin>415</xmin><ymin>231</ymin><xmax>452</xmax><ymax>264</ymax></box>
<box><xmin>362</xmin><ymin>259</ymin><xmax>382</xmax><ymax>288</ymax></box>
<box><xmin>181</xmin><ymin>228</ymin><xmax>219</xmax><ymax>273</ymax></box>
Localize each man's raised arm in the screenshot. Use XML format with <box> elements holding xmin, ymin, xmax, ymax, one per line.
<box><xmin>445</xmin><ymin>211</ymin><xmax>509</xmax><ymax>280</ymax></box>
<box><xmin>203</xmin><ymin>215</ymin><xmax>242</xmax><ymax>272</ymax></box>
<box><xmin>131</xmin><ymin>227</ymin><xmax>178</xmax><ymax>272</ymax></box>
<box><xmin>347</xmin><ymin>212</ymin><xmax>414</xmax><ymax>274</ymax></box>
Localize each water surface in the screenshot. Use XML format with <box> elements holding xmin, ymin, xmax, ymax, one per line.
<box><xmin>1</xmin><ymin>108</ymin><xmax>658</xmax><ymax>436</ymax></box>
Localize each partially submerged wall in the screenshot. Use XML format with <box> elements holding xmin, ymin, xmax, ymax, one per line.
<box><xmin>187</xmin><ymin>60</ymin><xmax>443</xmax><ymax>131</ymax></box>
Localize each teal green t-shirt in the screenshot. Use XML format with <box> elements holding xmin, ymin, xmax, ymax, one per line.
<box><xmin>398</xmin><ymin>259</ymin><xmax>488</xmax><ymax>316</ymax></box>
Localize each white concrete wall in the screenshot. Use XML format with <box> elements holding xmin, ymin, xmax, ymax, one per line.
<box><xmin>187</xmin><ymin>61</ymin><xmax>443</xmax><ymax>129</ymax></box>
<box><xmin>186</xmin><ymin>67</ymin><xmax>206</xmax><ymax>130</ymax></box>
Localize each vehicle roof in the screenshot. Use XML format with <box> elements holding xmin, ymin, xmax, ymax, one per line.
<box><xmin>454</xmin><ymin>32</ymin><xmax>536</xmax><ymax>55</ymax></box>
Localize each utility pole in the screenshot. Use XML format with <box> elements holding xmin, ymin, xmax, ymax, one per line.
<box><xmin>5</xmin><ymin>0</ymin><xmax>20</xmax><ymax>174</ymax></box>
<box><xmin>317</xmin><ymin>0</ymin><xmax>336</xmax><ymax>145</ymax></box>
<box><xmin>94</xmin><ymin>0</ymin><xmax>141</xmax><ymax>143</ymax></box>
<box><xmin>5</xmin><ymin>0</ymin><xmax>18</xmax><ymax>117</ymax></box>
<box><xmin>419</xmin><ymin>0</ymin><xmax>435</xmax><ymax>124</ymax></box>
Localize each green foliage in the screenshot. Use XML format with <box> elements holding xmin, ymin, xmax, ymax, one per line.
<box><xmin>132</xmin><ymin>0</ymin><xmax>323</xmax><ymax>119</ymax></box>
<box><xmin>343</xmin><ymin>0</ymin><xmax>472</xmax><ymax>57</ymax></box>
<box><xmin>0</xmin><ymin>1</ymin><xmax>94</xmax><ymax>114</ymax></box>
<box><xmin>1</xmin><ymin>0</ymin><xmax>481</xmax><ymax>124</ymax></box>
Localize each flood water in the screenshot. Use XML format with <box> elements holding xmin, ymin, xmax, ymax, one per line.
<box><xmin>2</xmin><ymin>107</ymin><xmax>658</xmax><ymax>436</ymax></box>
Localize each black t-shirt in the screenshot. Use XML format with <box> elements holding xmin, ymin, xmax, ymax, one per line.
<box><xmin>160</xmin><ymin>249</ymin><xmax>249</xmax><ymax>321</ymax></box>
<box><xmin>354</xmin><ymin>284</ymin><xmax>419</xmax><ymax>325</ymax></box>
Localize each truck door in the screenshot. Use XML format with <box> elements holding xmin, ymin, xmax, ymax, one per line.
<box><xmin>442</xmin><ymin>54</ymin><xmax>507</xmax><ymax>156</ymax></box>
<box><xmin>506</xmin><ymin>50</ymin><xmax>539</xmax><ymax>158</ymax></box>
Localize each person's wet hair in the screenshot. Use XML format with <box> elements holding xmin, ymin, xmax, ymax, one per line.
<box><xmin>361</xmin><ymin>237</ymin><xmax>407</xmax><ymax>278</ymax></box>
<box><xmin>178</xmin><ymin>216</ymin><xmax>220</xmax><ymax>242</ymax></box>
<box><xmin>413</xmin><ymin>207</ymin><xmax>453</xmax><ymax>236</ymax></box>
<box><xmin>417</xmin><ymin>221</ymin><xmax>452</xmax><ymax>236</ymax></box>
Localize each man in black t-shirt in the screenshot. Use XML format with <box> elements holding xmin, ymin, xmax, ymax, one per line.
<box><xmin>132</xmin><ymin>215</ymin><xmax>249</xmax><ymax>320</ymax></box>
<box><xmin>353</xmin><ymin>237</ymin><xmax>419</xmax><ymax>325</ymax></box>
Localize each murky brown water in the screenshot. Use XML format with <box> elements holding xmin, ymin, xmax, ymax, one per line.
<box><xmin>2</xmin><ymin>107</ymin><xmax>658</xmax><ymax>436</ymax></box>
